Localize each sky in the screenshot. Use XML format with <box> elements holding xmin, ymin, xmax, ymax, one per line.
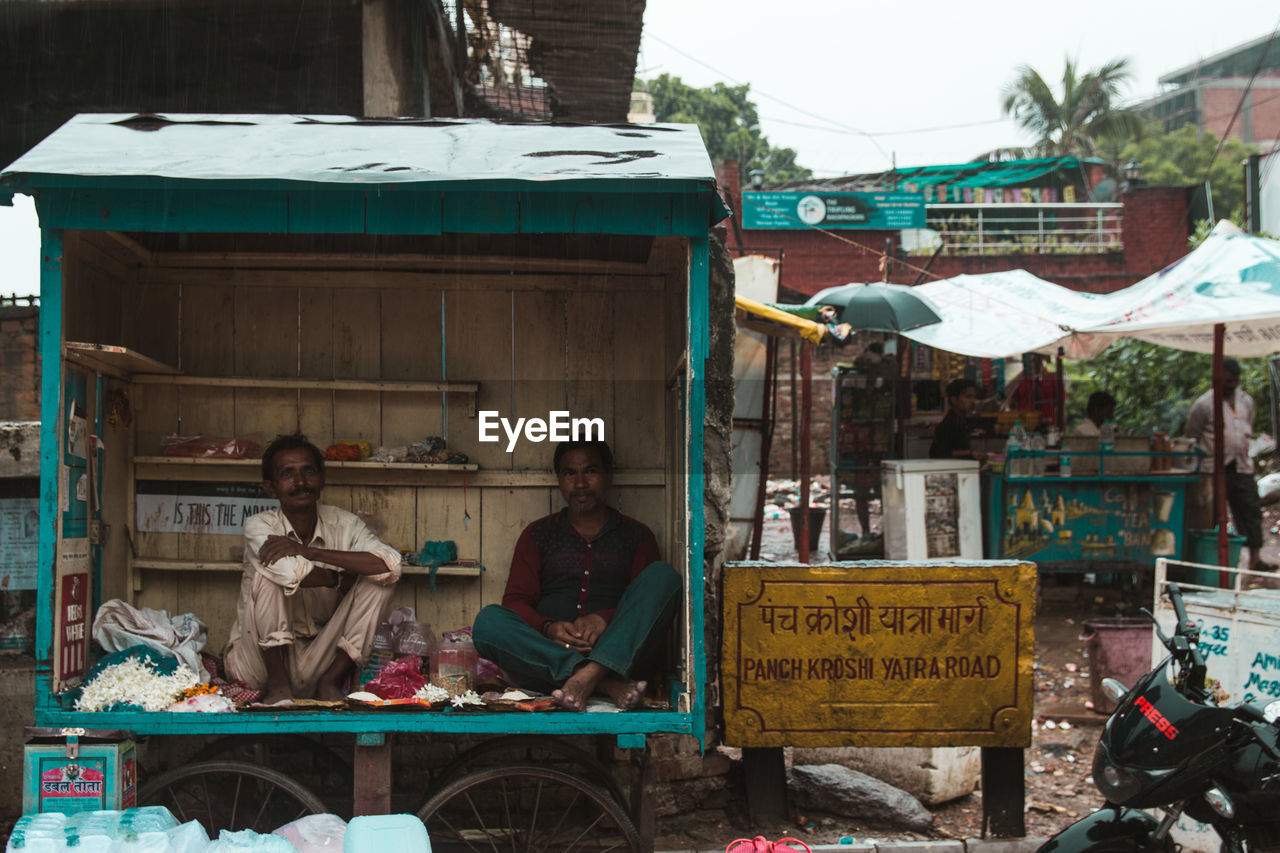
<box><xmin>638</xmin><ymin>1</ymin><xmax>1276</xmax><ymax>178</ymax></box>
<box><xmin>1</xmin><ymin>3</ymin><xmax>1275</xmax><ymax>297</ymax></box>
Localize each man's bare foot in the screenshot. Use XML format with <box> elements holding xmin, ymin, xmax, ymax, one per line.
<box><xmin>552</xmin><ymin>660</ymin><xmax>608</xmax><ymax>711</ymax></box>
<box><xmin>599</xmin><ymin>677</ymin><xmax>647</xmax><ymax>710</ymax></box>
<box><xmin>315</xmin><ymin>681</ymin><xmax>346</xmax><ymax>702</ymax></box>
<box><xmin>261</xmin><ymin>685</ymin><xmax>293</xmax><ymax>705</ymax></box>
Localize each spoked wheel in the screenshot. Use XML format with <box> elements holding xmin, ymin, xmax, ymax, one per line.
<box><xmin>139</xmin><ymin>760</ymin><xmax>328</xmax><ymax>834</ymax></box>
<box><xmin>416</xmin><ymin>764</ymin><xmax>641</xmax><ymax>852</ymax></box>
<box><xmin>429</xmin><ymin>735</ymin><xmax>627</xmax><ymax>809</ymax></box>
<box><xmin>190</xmin><ymin>735</ymin><xmax>352</xmax><ymax>815</ymax></box>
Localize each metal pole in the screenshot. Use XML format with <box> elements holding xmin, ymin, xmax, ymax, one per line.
<box><xmin>1213</xmin><ymin>324</ymin><xmax>1229</xmax><ymax>582</ymax></box>
<box><xmin>750</xmin><ymin>337</ymin><xmax>777</xmax><ymax>560</ymax></box>
<box><xmin>790</xmin><ymin>340</ymin><xmax>799</xmax><ymax>480</ymax></box>
<box><xmin>799</xmin><ymin>344</ymin><xmax>813</xmax><ymax>563</ymax></box>
<box><xmin>1056</xmin><ymin>346</ymin><xmax>1066</xmax><ymax>434</ymax></box>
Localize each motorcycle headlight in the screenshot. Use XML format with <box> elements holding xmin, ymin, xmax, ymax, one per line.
<box><xmin>1092</xmin><ymin>742</ymin><xmax>1143</xmax><ymax>803</ymax></box>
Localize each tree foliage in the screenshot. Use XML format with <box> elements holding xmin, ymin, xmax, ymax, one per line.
<box><xmin>1001</xmin><ymin>57</ymin><xmax>1143</xmax><ymax>158</ymax></box>
<box><xmin>1068</xmin><ymin>342</ymin><xmax>1273</xmax><ymax>438</ymax></box>
<box><xmin>639</xmin><ymin>74</ymin><xmax>812</xmax><ymax>183</ymax></box>
<box><xmin>1117</xmin><ymin>124</ymin><xmax>1260</xmax><ymax>221</ymax></box>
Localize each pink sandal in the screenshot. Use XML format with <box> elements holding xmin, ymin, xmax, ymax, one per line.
<box><xmin>725</xmin><ymin>837</ymin><xmax>812</xmax><ymax>853</ymax></box>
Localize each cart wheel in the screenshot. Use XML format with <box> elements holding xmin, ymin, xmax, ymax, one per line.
<box><xmin>139</xmin><ymin>760</ymin><xmax>328</xmax><ymax>835</ymax></box>
<box><xmin>416</xmin><ymin>764</ymin><xmax>641</xmax><ymax>852</ymax></box>
<box><xmin>429</xmin><ymin>735</ymin><xmax>626</xmax><ymax>808</ymax></box>
<box><xmin>190</xmin><ymin>734</ymin><xmax>352</xmax><ymax>813</ymax></box>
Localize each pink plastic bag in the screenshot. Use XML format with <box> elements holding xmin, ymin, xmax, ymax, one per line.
<box><xmin>365</xmin><ymin>654</ymin><xmax>425</xmax><ymax>699</ymax></box>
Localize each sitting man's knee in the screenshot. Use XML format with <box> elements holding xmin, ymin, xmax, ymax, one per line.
<box><xmin>473</xmin><ymin>603</ymin><xmax>509</xmax><ymax>636</ymax></box>
<box><xmin>640</xmin><ymin>561</ymin><xmax>682</xmax><ymax>597</ymax></box>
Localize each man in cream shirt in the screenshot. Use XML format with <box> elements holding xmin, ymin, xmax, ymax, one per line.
<box><xmin>1185</xmin><ymin>359</ymin><xmax>1268</xmax><ymax>572</ymax></box>
<box><xmin>225</xmin><ymin>435</ymin><xmax>402</xmax><ymax>703</ymax></box>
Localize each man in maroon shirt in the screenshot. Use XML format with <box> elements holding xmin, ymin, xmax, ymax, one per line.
<box><xmin>473</xmin><ymin>440</ymin><xmax>681</xmax><ymax>710</ymax></box>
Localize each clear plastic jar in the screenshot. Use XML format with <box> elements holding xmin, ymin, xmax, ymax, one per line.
<box><xmin>430</xmin><ymin>641</ymin><xmax>477</xmax><ymax>697</ymax></box>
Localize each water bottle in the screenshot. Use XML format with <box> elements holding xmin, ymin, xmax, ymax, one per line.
<box><xmin>1029</xmin><ymin>431</ymin><xmax>1046</xmax><ymax>475</ymax></box>
<box><xmin>1004</xmin><ymin>422</ymin><xmax>1024</xmax><ymax>477</ymax></box>
<box><xmin>1099</xmin><ymin>419</ymin><xmax>1116</xmax><ymax>453</ymax></box>
<box><xmin>1060</xmin><ymin>442</ymin><xmax>1072</xmax><ymax>478</ymax></box>
<box><xmin>359</xmin><ymin>620</ymin><xmax>395</xmax><ymax>687</ymax></box>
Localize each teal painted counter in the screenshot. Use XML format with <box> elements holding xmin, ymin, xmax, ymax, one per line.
<box><xmin>982</xmin><ymin>458</ymin><xmax>1197</xmax><ymax>571</ymax></box>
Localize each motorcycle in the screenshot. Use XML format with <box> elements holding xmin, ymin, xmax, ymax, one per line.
<box><xmin>1038</xmin><ymin>582</ymin><xmax>1280</xmax><ymax>853</ymax></box>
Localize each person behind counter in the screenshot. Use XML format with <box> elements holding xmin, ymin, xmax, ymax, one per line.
<box><xmin>1185</xmin><ymin>358</ymin><xmax>1271</xmax><ymax>573</ymax></box>
<box><xmin>472</xmin><ymin>439</ymin><xmax>682</xmax><ymax>711</ymax></box>
<box><xmin>929</xmin><ymin>378</ymin><xmax>986</xmax><ymax>462</ymax></box>
<box><xmin>224</xmin><ymin>434</ymin><xmax>402</xmax><ymax>704</ymax></box>
<box><xmin>1072</xmin><ymin>391</ymin><xmax>1116</xmax><ymax>437</ymax></box>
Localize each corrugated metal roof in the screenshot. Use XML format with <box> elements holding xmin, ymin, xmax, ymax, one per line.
<box><xmin>2</xmin><ymin>113</ymin><xmax>716</xmax><ymax>188</ymax></box>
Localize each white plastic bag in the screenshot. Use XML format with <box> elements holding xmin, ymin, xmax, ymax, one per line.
<box><xmin>271</xmin><ymin>814</ymin><xmax>346</xmax><ymax>853</ymax></box>
<box><xmin>206</xmin><ymin>829</ymin><xmax>294</xmax><ymax>853</ymax></box>
<box><xmin>93</xmin><ymin>599</ymin><xmax>208</xmax><ymax>679</ymax></box>
<box><xmin>165</xmin><ymin>821</ymin><xmax>211</xmax><ymax>853</ymax></box>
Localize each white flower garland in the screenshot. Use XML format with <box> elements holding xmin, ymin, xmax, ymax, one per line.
<box><xmin>76</xmin><ymin>658</ymin><xmax>200</xmax><ymax>712</ymax></box>
<box><xmin>412</xmin><ymin>683</ymin><xmax>450</xmax><ymax>704</ymax></box>
<box><xmin>450</xmin><ymin>689</ymin><xmax>482</xmax><ymax>708</ymax></box>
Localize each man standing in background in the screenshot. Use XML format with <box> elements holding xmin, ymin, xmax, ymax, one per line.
<box><xmin>1185</xmin><ymin>359</ymin><xmax>1270</xmax><ymax>572</ymax></box>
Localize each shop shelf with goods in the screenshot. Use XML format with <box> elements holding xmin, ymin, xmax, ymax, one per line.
<box><xmin>829</xmin><ymin>362</ymin><xmax>899</xmax><ymax>558</ymax></box>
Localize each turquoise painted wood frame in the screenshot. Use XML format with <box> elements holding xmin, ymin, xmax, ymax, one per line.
<box><xmin>13</xmin><ymin>172</ymin><xmax>718</xmax><ymax>744</ymax></box>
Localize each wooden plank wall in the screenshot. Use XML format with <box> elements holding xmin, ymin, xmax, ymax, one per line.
<box><xmin>64</xmin><ymin>232</ymin><xmax>685</xmax><ymax>655</ymax></box>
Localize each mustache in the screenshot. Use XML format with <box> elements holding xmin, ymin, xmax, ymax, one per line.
<box><xmin>288</xmin><ymin>487</ymin><xmax>316</xmax><ymax>497</ymax></box>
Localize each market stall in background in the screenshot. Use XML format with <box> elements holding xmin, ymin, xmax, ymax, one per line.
<box><xmin>778</xmin><ymin>223</ymin><xmax>1280</xmax><ymax>578</ymax></box>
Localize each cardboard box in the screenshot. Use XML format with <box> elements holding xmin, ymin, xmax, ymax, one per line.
<box><xmin>23</xmin><ymin>729</ymin><xmax>136</xmax><ymax>815</ymax></box>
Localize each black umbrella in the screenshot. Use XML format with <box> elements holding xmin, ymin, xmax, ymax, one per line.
<box><xmin>805</xmin><ymin>282</ymin><xmax>942</xmax><ymax>332</ymax></box>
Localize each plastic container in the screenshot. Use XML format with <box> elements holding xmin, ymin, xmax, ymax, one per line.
<box><xmin>787</xmin><ymin>506</ymin><xmax>826</xmax><ymax>553</ymax></box>
<box><xmin>358</xmin><ymin>621</ymin><xmax>395</xmax><ymax>687</ymax></box>
<box><xmin>1059</xmin><ymin>442</ymin><xmax>1072</xmax><ymax>478</ymax></box>
<box><xmin>430</xmin><ymin>641</ymin><xmax>477</xmax><ymax>697</ymax></box>
<box><xmin>1082</xmin><ymin>618</ymin><xmax>1153</xmax><ymax>714</ymax></box>
<box><xmin>1029</xmin><ymin>432</ymin><xmax>1046</xmax><ymax>475</ymax></box>
<box><xmin>394</xmin><ymin>620</ymin><xmax>437</xmax><ymax>658</ymax></box>
<box><xmin>1004</xmin><ymin>423</ymin><xmax>1024</xmax><ymax>477</ymax></box>
<box><xmin>1186</xmin><ymin>528</ymin><xmax>1247</xmax><ymax>587</ymax></box>
<box><xmin>344</xmin><ymin>814</ymin><xmax>431</xmax><ymax>853</ymax></box>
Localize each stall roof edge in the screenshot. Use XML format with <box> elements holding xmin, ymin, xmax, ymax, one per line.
<box><xmin>2</xmin><ymin>113</ymin><xmax>719</xmax><ymax>188</ymax></box>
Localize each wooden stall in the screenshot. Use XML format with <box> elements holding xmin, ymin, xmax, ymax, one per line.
<box><xmin>0</xmin><ymin>114</ymin><xmax>726</xmax><ymax>747</ymax></box>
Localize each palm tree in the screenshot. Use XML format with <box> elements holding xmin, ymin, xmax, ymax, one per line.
<box><xmin>1001</xmin><ymin>57</ymin><xmax>1143</xmax><ymax>158</ymax></box>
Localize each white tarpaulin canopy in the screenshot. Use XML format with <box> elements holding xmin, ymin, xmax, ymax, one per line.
<box><xmin>899</xmin><ymin>269</ymin><xmax>1114</xmax><ymax>359</ymax></box>
<box><xmin>882</xmin><ymin>222</ymin><xmax>1280</xmax><ymax>360</ymax></box>
<box><xmin>1075</xmin><ymin>222</ymin><xmax>1280</xmax><ymax>357</ymax></box>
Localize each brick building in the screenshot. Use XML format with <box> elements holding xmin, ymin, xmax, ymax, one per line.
<box><xmin>0</xmin><ymin>298</ymin><xmax>38</xmax><ymax>422</ymax></box>
<box><xmin>1143</xmin><ymin>32</ymin><xmax>1280</xmax><ymax>151</ymax></box>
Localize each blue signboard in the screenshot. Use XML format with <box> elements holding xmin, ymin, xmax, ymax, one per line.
<box><xmin>742</xmin><ymin>191</ymin><xmax>926</xmax><ymax>230</ymax></box>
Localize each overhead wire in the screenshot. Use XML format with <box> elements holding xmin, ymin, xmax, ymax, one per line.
<box><xmin>1157</xmin><ymin>17</ymin><xmax>1280</xmax><ymax>262</ymax></box>
<box><xmin>641</xmin><ymin>31</ymin><xmax>895</xmax><ymax>165</ymax></box>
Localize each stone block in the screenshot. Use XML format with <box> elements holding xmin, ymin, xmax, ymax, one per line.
<box><xmin>791</xmin><ymin>746</ymin><xmax>980</xmax><ymax>806</ymax></box>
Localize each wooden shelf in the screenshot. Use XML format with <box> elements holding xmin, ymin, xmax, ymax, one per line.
<box><xmin>66</xmin><ymin>342</ymin><xmax>479</xmax><ymax>394</ymax></box>
<box><xmin>131</xmin><ymin>558</ymin><xmax>482</xmax><ymax>591</ymax></box>
<box><xmin>130</xmin><ymin>458</ymin><xmax>664</xmax><ymax>488</ymax></box>
<box><xmin>131</xmin><ymin>375</ymin><xmax>479</xmax><ymax>394</ymax></box>
<box><xmin>134</xmin><ymin>456</ymin><xmax>478</xmax><ymax>472</ymax></box>
<box><xmin>66</xmin><ymin>342</ymin><xmax>181</xmax><ymax>379</ymax></box>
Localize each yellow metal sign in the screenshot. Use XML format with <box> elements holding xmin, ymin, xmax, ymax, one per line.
<box><xmin>722</xmin><ymin>561</ymin><xmax>1036</xmax><ymax>748</ymax></box>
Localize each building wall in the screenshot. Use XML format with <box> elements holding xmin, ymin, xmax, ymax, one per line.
<box><xmin>718</xmin><ymin>163</ymin><xmax>1193</xmax><ymax>299</ymax></box>
<box><xmin>1198</xmin><ymin>80</ymin><xmax>1280</xmax><ymax>147</ymax></box>
<box><xmin>0</xmin><ymin>303</ymin><xmax>39</xmax><ymax>422</ymax></box>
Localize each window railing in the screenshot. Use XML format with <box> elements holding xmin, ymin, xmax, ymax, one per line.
<box><xmin>920</xmin><ymin>202</ymin><xmax>1123</xmax><ymax>256</ymax></box>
